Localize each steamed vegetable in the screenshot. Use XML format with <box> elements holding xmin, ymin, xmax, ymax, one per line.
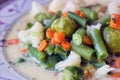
<box><xmin>46</xmin><ymin>28</ymin><xmax>56</xmax><ymax>39</ymax></box>
<box><xmin>68</xmin><ymin>11</ymin><xmax>87</xmax><ymax>27</ymax></box>
<box><xmin>80</xmin><ymin>7</ymin><xmax>98</xmax><ymax>20</ymax></box>
<box><xmin>43</xmin><ymin>55</ymin><xmax>61</xmax><ymax>69</ymax></box>
<box><xmin>71</xmin><ymin>42</ymin><xmax>95</xmax><ymax>60</ymax></box>
<box><xmin>72</xmin><ymin>28</ymin><xmax>85</xmax><ymax>46</ymax></box>
<box><xmin>51</xmin><ymin>17</ymin><xmax>76</xmax><ymax>37</ymax></box>
<box><xmin>89</xmin><ymin>27</ymin><xmax>108</xmax><ymax>60</ymax></box>
<box><xmin>45</xmin><ymin>43</ymin><xmax>54</xmax><ymax>55</ymax></box>
<box><xmin>43</xmin><ymin>11</ymin><xmax>61</xmax><ymax>27</ymax></box>
<box><xmin>37</xmin><ymin>40</ymin><xmax>48</xmax><ymax>51</ymax></box>
<box><xmin>110</xmin><ymin>14</ymin><xmax>120</xmax><ymax>29</ymax></box>
<box><xmin>28</xmin><ymin>44</ymin><xmax>46</xmax><ymax>62</ymax></box>
<box><xmin>35</xmin><ymin>13</ymin><xmax>51</xmax><ymax>23</ymax></box>
<box><xmin>54</xmin><ymin>46</ymin><xmax>68</xmax><ymax>59</ymax></box>
<box><xmin>61</xmin><ymin>66</ymin><xmax>84</xmax><ymax>80</ymax></box>
<box><xmin>55</xmin><ymin>51</ymin><xmax>81</xmax><ymax>71</ymax></box>
<box><xmin>103</xmin><ymin>26</ymin><xmax>120</xmax><ymax>53</ymax></box>
<box><xmin>98</xmin><ymin>14</ymin><xmax>110</xmax><ymax>26</ymax></box>
<box><xmin>18</xmin><ymin>22</ymin><xmax>44</xmax><ymax>47</ymax></box>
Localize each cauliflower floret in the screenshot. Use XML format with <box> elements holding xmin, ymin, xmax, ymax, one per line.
<box><xmin>18</xmin><ymin>22</ymin><xmax>44</xmax><ymax>47</ymax></box>
<box><xmin>55</xmin><ymin>51</ymin><xmax>81</xmax><ymax>71</ymax></box>
<box><xmin>92</xmin><ymin>65</ymin><xmax>114</xmax><ymax>80</ymax></box>
<box><xmin>62</xmin><ymin>1</ymin><xmax>77</xmax><ymax>12</ymax></box>
<box><xmin>48</xmin><ymin>0</ymin><xmax>66</xmax><ymax>12</ymax></box>
<box><xmin>108</xmin><ymin>1</ymin><xmax>120</xmax><ymax>15</ymax></box>
<box><xmin>30</xmin><ymin>1</ymin><xmax>47</xmax><ymax>16</ymax></box>
<box><xmin>49</xmin><ymin>0</ymin><xmax>83</xmax><ymax>12</ymax></box>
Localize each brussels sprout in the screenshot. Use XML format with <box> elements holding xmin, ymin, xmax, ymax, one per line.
<box><xmin>35</xmin><ymin>12</ymin><xmax>51</xmax><ymax>23</ymax></box>
<box><xmin>51</xmin><ymin>17</ymin><xmax>77</xmax><ymax>37</ymax></box>
<box><xmin>61</xmin><ymin>66</ymin><xmax>84</xmax><ymax>80</ymax></box>
<box><xmin>103</xmin><ymin>26</ymin><xmax>120</xmax><ymax>53</ymax></box>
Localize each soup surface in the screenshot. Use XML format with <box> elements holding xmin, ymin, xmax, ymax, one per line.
<box><xmin>5</xmin><ymin>13</ymin><xmax>59</xmax><ymax>80</ymax></box>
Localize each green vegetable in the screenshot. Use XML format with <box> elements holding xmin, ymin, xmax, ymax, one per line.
<box><xmin>62</xmin><ymin>66</ymin><xmax>84</xmax><ymax>80</ymax></box>
<box><xmin>92</xmin><ymin>61</ymin><xmax>106</xmax><ymax>68</ymax></box>
<box><xmin>45</xmin><ymin>44</ymin><xmax>54</xmax><ymax>55</ymax></box>
<box><xmin>25</xmin><ymin>22</ymin><xmax>33</xmax><ymax>29</ymax></box>
<box><xmin>51</xmin><ymin>17</ymin><xmax>76</xmax><ymax>37</ymax></box>
<box><xmin>15</xmin><ymin>58</ymin><xmax>25</xmax><ymax>63</ymax></box>
<box><xmin>54</xmin><ymin>46</ymin><xmax>68</xmax><ymax>59</ymax></box>
<box><xmin>98</xmin><ymin>14</ymin><xmax>110</xmax><ymax>26</ymax></box>
<box><xmin>28</xmin><ymin>44</ymin><xmax>46</xmax><ymax>62</ymax></box>
<box><xmin>89</xmin><ymin>28</ymin><xmax>108</xmax><ymax>60</ymax></box>
<box><xmin>43</xmin><ymin>11</ymin><xmax>62</xmax><ymax>27</ymax></box>
<box><xmin>34</xmin><ymin>12</ymin><xmax>50</xmax><ymax>23</ymax></box>
<box><xmin>68</xmin><ymin>11</ymin><xmax>87</xmax><ymax>27</ymax></box>
<box><xmin>44</xmin><ymin>55</ymin><xmax>61</xmax><ymax>69</ymax></box>
<box><xmin>71</xmin><ymin>42</ymin><xmax>95</xmax><ymax>60</ymax></box>
<box><xmin>103</xmin><ymin>27</ymin><xmax>120</xmax><ymax>53</ymax></box>
<box><xmin>72</xmin><ymin>28</ymin><xmax>85</xmax><ymax>46</ymax></box>
<box><xmin>80</xmin><ymin>7</ymin><xmax>98</xmax><ymax>20</ymax></box>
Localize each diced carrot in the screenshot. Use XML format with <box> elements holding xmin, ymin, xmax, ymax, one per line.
<box><xmin>49</xmin><ymin>11</ymin><xmax>55</xmax><ymax>15</ymax></box>
<box><xmin>46</xmin><ymin>28</ymin><xmax>56</xmax><ymax>39</ymax></box>
<box><xmin>114</xmin><ymin>58</ymin><xmax>120</xmax><ymax>68</ymax></box>
<box><xmin>6</xmin><ymin>38</ymin><xmax>19</xmax><ymax>45</ymax></box>
<box><xmin>74</xmin><ymin>9</ymin><xmax>80</xmax><ymax>15</ymax></box>
<box><xmin>79</xmin><ymin>12</ymin><xmax>86</xmax><ymax>18</ymax></box>
<box><xmin>84</xmin><ymin>70</ymin><xmax>92</xmax><ymax>78</ymax></box>
<box><xmin>82</xmin><ymin>36</ymin><xmax>92</xmax><ymax>45</ymax></box>
<box><xmin>20</xmin><ymin>48</ymin><xmax>28</xmax><ymax>53</ymax></box>
<box><xmin>61</xmin><ymin>40</ymin><xmax>70</xmax><ymax>51</ymax></box>
<box><xmin>54</xmin><ymin>32</ymin><xmax>65</xmax><ymax>43</ymax></box>
<box><xmin>112</xmin><ymin>72</ymin><xmax>120</xmax><ymax>78</ymax></box>
<box><xmin>110</xmin><ymin>14</ymin><xmax>120</xmax><ymax>29</ymax></box>
<box><xmin>51</xmin><ymin>38</ymin><xmax>60</xmax><ymax>45</ymax></box>
<box><xmin>61</xmin><ymin>12</ymin><xmax>67</xmax><ymax>17</ymax></box>
<box><xmin>37</xmin><ymin>40</ymin><xmax>48</xmax><ymax>52</ymax></box>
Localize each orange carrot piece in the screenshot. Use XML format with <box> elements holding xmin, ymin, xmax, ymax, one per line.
<box><xmin>54</xmin><ymin>32</ymin><xmax>65</xmax><ymax>43</ymax></box>
<box><xmin>61</xmin><ymin>40</ymin><xmax>70</xmax><ymax>51</ymax></box>
<box><xmin>20</xmin><ymin>48</ymin><xmax>28</xmax><ymax>53</ymax></box>
<box><xmin>74</xmin><ymin>9</ymin><xmax>80</xmax><ymax>15</ymax></box>
<box><xmin>51</xmin><ymin>38</ymin><xmax>60</xmax><ymax>45</ymax></box>
<box><xmin>110</xmin><ymin>14</ymin><xmax>120</xmax><ymax>29</ymax></box>
<box><xmin>46</xmin><ymin>28</ymin><xmax>56</xmax><ymax>39</ymax></box>
<box><xmin>49</xmin><ymin>11</ymin><xmax>55</xmax><ymax>15</ymax></box>
<box><xmin>61</xmin><ymin>12</ymin><xmax>67</xmax><ymax>17</ymax></box>
<box><xmin>82</xmin><ymin>36</ymin><xmax>92</xmax><ymax>45</ymax></box>
<box><xmin>79</xmin><ymin>12</ymin><xmax>86</xmax><ymax>18</ymax></box>
<box><xmin>114</xmin><ymin>58</ymin><xmax>120</xmax><ymax>68</ymax></box>
<box><xmin>84</xmin><ymin>70</ymin><xmax>92</xmax><ymax>78</ymax></box>
<box><xmin>37</xmin><ymin>40</ymin><xmax>48</xmax><ymax>51</ymax></box>
<box><xmin>6</xmin><ymin>38</ymin><xmax>19</xmax><ymax>45</ymax></box>
<box><xmin>112</xmin><ymin>72</ymin><xmax>120</xmax><ymax>78</ymax></box>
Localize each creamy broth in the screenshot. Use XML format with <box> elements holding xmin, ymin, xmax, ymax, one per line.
<box><xmin>5</xmin><ymin>13</ymin><xmax>59</xmax><ymax>80</ymax></box>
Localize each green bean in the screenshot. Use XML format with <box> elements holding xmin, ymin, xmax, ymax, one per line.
<box><xmin>92</xmin><ymin>61</ymin><xmax>106</xmax><ymax>68</ymax></box>
<box><xmin>45</xmin><ymin>44</ymin><xmax>54</xmax><ymax>55</ymax></box>
<box><xmin>72</xmin><ymin>28</ymin><xmax>85</xmax><ymax>46</ymax></box>
<box><xmin>67</xmin><ymin>11</ymin><xmax>87</xmax><ymax>27</ymax></box>
<box><xmin>98</xmin><ymin>14</ymin><xmax>110</xmax><ymax>26</ymax></box>
<box><xmin>43</xmin><ymin>11</ymin><xmax>62</xmax><ymax>27</ymax></box>
<box><xmin>89</xmin><ymin>28</ymin><xmax>108</xmax><ymax>60</ymax></box>
<box><xmin>80</xmin><ymin>7</ymin><xmax>98</xmax><ymax>20</ymax></box>
<box><xmin>71</xmin><ymin>42</ymin><xmax>95</xmax><ymax>60</ymax></box>
<box><xmin>28</xmin><ymin>44</ymin><xmax>46</xmax><ymax>62</ymax></box>
<box><xmin>54</xmin><ymin>46</ymin><xmax>67</xmax><ymax>59</ymax></box>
